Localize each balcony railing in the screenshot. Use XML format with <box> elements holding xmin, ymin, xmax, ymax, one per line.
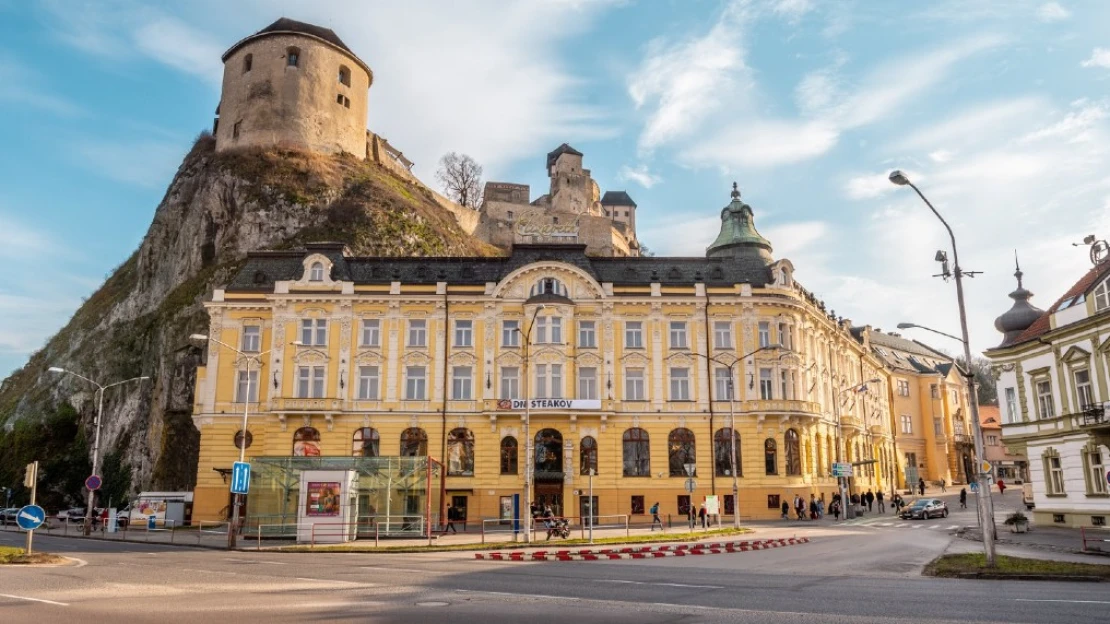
<box><xmin>952</xmin><ymin>433</ymin><xmax>974</xmax><ymax>446</ymax></box>
<box><xmin>271</xmin><ymin>397</ymin><xmax>344</xmax><ymax>412</ymax></box>
<box><xmin>739</xmin><ymin>399</ymin><xmax>822</xmax><ymax>416</ymax></box>
<box><xmin>1076</xmin><ymin>403</ymin><xmax>1110</xmax><ymax>428</ymax></box>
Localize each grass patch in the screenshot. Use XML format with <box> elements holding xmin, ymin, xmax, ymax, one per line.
<box><xmin>0</xmin><ymin>546</ymin><xmax>67</xmax><ymax>565</ymax></box>
<box><xmin>276</xmin><ymin>527</ymin><xmax>753</xmax><ymax>553</ymax></box>
<box><xmin>925</xmin><ymin>553</ymin><xmax>1110</xmax><ymax>579</ymax></box>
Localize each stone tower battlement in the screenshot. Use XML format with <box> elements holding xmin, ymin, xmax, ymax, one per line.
<box><xmin>214</xmin><ymin>18</ymin><xmax>373</xmax><ymax>158</ymax></box>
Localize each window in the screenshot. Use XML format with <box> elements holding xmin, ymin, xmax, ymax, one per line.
<box><xmin>623</xmin><ymin>428</ymin><xmax>650</xmax><ymax>476</ymax></box>
<box><xmin>1086</xmin><ymin>447</ymin><xmax>1108</xmax><ymax>495</ymax></box>
<box><xmin>408</xmin><ymin>320</ymin><xmax>427</xmax><ymax>347</ymax></box>
<box><xmin>1075</xmin><ymin>369</ymin><xmax>1094</xmax><ymax>410</ymax></box>
<box><xmin>240</xmin><ymin>325</ymin><xmax>261</xmax><ymax>352</ymax></box>
<box><xmin>986</xmin><ymin>435</ymin><xmax>999</xmax><ymax>445</ymax></box>
<box><xmin>293</xmin><ymin>427</ymin><xmax>320</xmax><ymax>456</ymax></box>
<box><xmin>578</xmin><ymin>320</ymin><xmax>596</xmax><ymax>348</ymax></box>
<box><xmin>1036</xmin><ymin>379</ymin><xmax>1055</xmax><ymax>419</ymax></box>
<box><xmin>1005</xmin><ymin>387</ymin><xmax>1019</xmax><ymax>423</ymax></box>
<box><xmin>625</xmin><ymin>321</ymin><xmax>643</xmax><ymax>348</ymax></box>
<box><xmin>625</xmin><ymin>368</ymin><xmax>645</xmax><ymax>400</ymax></box>
<box><xmin>534</xmin><ymin>364</ymin><xmax>563</xmax><ymax>399</ymax></box>
<box><xmin>338</xmin><ymin>65</ymin><xmax>351</xmax><ymax>86</ymax></box>
<box><xmin>897</xmin><ymin>380</ymin><xmax>910</xmax><ymax>397</ymax></box>
<box><xmin>360</xmin><ymin>319</ymin><xmax>380</xmax><ymax>347</ymax></box>
<box><xmin>578</xmin><ymin>367</ymin><xmax>598</xmax><ymax>400</ymax></box>
<box><xmin>536</xmin><ymin>316</ymin><xmax>562</xmax><ymax>344</ymax></box>
<box><xmin>900</xmin><ymin>414</ymin><xmax>913</xmax><ymax>434</ymax></box>
<box><xmin>400</xmin><ymin>428</ymin><xmax>427</xmax><ymax>456</ymax></box>
<box><xmin>357</xmin><ymin>366</ymin><xmax>379</xmax><ymax>400</ymax></box>
<box><xmin>669</xmin><ymin>321</ymin><xmax>688</xmax><ymax>349</ymax></box>
<box><xmin>235</xmin><ymin>370</ymin><xmax>258</xmax><ymax>403</ymax></box>
<box><xmin>500</xmin><ymin>436</ymin><xmax>518</xmax><ymax>474</ymax></box>
<box><xmin>714</xmin><ymin>428</ymin><xmax>741</xmax><ymax>477</ymax></box>
<box><xmin>503</xmin><ymin>320</ymin><xmax>520</xmax><ymax>347</ymax></box>
<box><xmin>934</xmin><ymin>418</ymin><xmax>943</xmax><ymax>435</ymax></box>
<box><xmin>778</xmin><ymin>322</ymin><xmax>791</xmax><ymax>350</ymax></box>
<box><xmin>309</xmin><ymin>262</ymin><xmax>324</xmax><ymax>281</ymax></box>
<box><xmin>714</xmin><ymin>321</ymin><xmax>733</xmax><ymax>349</ymax></box>
<box><xmin>452</xmin><ymin>366</ymin><xmax>472</xmax><ymax>400</ymax></box>
<box><xmin>232</xmin><ymin>120</ymin><xmax>241</xmax><ymax>138</ymax></box>
<box><xmin>1095</xmin><ymin>279</ymin><xmax>1110</xmax><ymax>312</ymax></box>
<box><xmin>668</xmin><ymin>428</ymin><xmax>696</xmax><ymax>476</ymax></box>
<box><xmin>531</xmin><ymin>277</ymin><xmax>567</xmax><ymax>297</ymax></box>
<box><xmin>580</xmin><ymin>436</ymin><xmax>598</xmax><ymax>475</ymax></box>
<box><xmin>930</xmin><ymin>384</ymin><xmax>940</xmax><ymax>399</ymax></box>
<box><xmin>296</xmin><ymin>366</ymin><xmax>325</xmax><ymax>398</ymax></box>
<box><xmin>500</xmin><ymin>367</ymin><xmax>519</xmax><ymax>400</ymax></box>
<box><xmin>670</xmin><ymin>367</ymin><xmax>691</xmax><ymax>401</ymax></box>
<box><xmin>405</xmin><ymin>366</ymin><xmax>426</xmax><ymax>400</ymax></box>
<box><xmin>758</xmin><ymin>321</ymin><xmax>771</xmax><ymax>348</ymax></box>
<box><xmin>243</xmin><ymin>53</ymin><xmax>252</xmax><ymax>72</ymax></box>
<box><xmin>631</xmin><ymin>496</ymin><xmax>645</xmax><ymax>515</ymax></box>
<box><xmin>300</xmin><ymin>318</ymin><xmax>327</xmax><ymax>346</ymax></box>
<box><xmin>764</xmin><ymin>438</ymin><xmax>778</xmax><ymax>475</ymax></box>
<box><xmin>759</xmin><ymin>368</ymin><xmax>773</xmax><ymax>400</ymax></box>
<box><xmin>1045</xmin><ymin>451</ymin><xmax>1065</xmax><ymax>495</ymax></box>
<box><xmin>534</xmin><ymin>429</ymin><xmax>563</xmax><ymax>473</ymax></box>
<box><xmin>352</xmin><ymin>428</ymin><xmax>379</xmax><ymax>457</ymax></box>
<box><xmin>454</xmin><ymin>320</ymin><xmax>473</xmax><ymax>347</ymax></box>
<box><xmin>780</xmin><ymin>370</ymin><xmax>790</xmax><ymax>400</ymax></box>
<box><xmin>785</xmin><ymin>429</ymin><xmax>801</xmax><ymax>476</ymax></box>
<box><xmin>286</xmin><ymin>46</ymin><xmax>300</xmax><ymax>67</ymax></box>
<box><xmin>447</xmin><ymin>428</ymin><xmax>474</xmax><ymax>476</ymax></box>
<box><xmin>714</xmin><ymin>368</ymin><xmax>732</xmax><ymax>400</ymax></box>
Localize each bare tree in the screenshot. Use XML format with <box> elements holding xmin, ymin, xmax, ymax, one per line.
<box><xmin>436</xmin><ymin>152</ymin><xmax>483</xmax><ymax>209</ymax></box>
<box><xmin>956</xmin><ymin>355</ymin><xmax>998</xmax><ymax>406</ymax></box>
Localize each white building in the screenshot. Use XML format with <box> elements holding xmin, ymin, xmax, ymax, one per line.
<box><xmin>986</xmin><ymin>250</ymin><xmax>1110</xmax><ymax>528</ymax></box>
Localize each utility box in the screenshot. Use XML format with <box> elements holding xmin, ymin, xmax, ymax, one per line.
<box><xmin>296</xmin><ymin>470</ymin><xmax>359</xmax><ymax>544</ymax></box>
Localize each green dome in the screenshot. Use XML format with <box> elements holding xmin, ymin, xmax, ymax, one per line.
<box><xmin>706</xmin><ymin>183</ymin><xmax>773</xmax><ymax>262</ymax></box>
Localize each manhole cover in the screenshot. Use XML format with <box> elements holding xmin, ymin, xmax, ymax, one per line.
<box><xmin>416</xmin><ymin>602</ymin><xmax>449</xmax><ymax>607</ymax></box>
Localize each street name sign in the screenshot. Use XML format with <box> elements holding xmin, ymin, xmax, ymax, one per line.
<box><xmin>16</xmin><ymin>505</ymin><xmax>45</xmax><ymax>531</ymax></box>
<box><xmin>230</xmin><ymin>461</ymin><xmax>251</xmax><ymax>495</ymax></box>
<box><xmin>832</xmin><ymin>462</ymin><xmax>853</xmax><ymax>477</ymax></box>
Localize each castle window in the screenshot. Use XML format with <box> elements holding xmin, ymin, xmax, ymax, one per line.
<box><xmin>232</xmin><ymin>120</ymin><xmax>242</xmax><ymax>139</ymax></box>
<box><xmin>343</xmin><ymin>96</ymin><xmax>350</xmax><ymax>108</ymax></box>
<box><xmin>243</xmin><ymin>53</ymin><xmax>252</xmax><ymax>73</ymax></box>
<box><xmin>338</xmin><ymin>65</ymin><xmax>351</xmax><ymax>86</ymax></box>
<box><xmin>337</xmin><ymin>94</ymin><xmax>344</xmax><ymax>104</ymax></box>
<box><xmin>286</xmin><ymin>47</ymin><xmax>301</xmax><ymax>67</ymax></box>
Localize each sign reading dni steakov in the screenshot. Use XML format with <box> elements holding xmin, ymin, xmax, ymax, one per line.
<box><xmin>497</xmin><ymin>398</ymin><xmax>601</xmax><ymax>410</ymax></box>
<box><xmin>514</xmin><ymin>217</ymin><xmax>580</xmax><ymax>238</ymax></box>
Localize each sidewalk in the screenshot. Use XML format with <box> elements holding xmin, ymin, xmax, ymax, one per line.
<box><xmin>957</xmin><ymin>523</ymin><xmax>1110</xmax><ymax>560</ymax></box>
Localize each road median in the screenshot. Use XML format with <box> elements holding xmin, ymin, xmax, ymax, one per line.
<box><xmin>925</xmin><ymin>553</ymin><xmax>1110</xmax><ymax>582</ymax></box>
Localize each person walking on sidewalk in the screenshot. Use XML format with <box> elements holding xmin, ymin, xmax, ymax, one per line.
<box><xmin>687</xmin><ymin>502</ymin><xmax>697</xmax><ymax>530</ymax></box>
<box><xmin>698</xmin><ymin>503</ymin><xmax>708</xmax><ymax>528</ymax></box>
<box><xmin>876</xmin><ymin>490</ymin><xmax>885</xmax><ymax>514</ymax></box>
<box><xmin>918</xmin><ymin>478</ymin><xmax>926</xmax><ymax>496</ymax></box>
<box><xmin>445</xmin><ymin>504</ymin><xmax>458</xmax><ymax>534</ymax></box>
<box><xmin>959</xmin><ymin>488</ymin><xmax>967</xmax><ymax>509</ymax></box>
<box><xmin>939</xmin><ymin>480</ymin><xmax>947</xmax><ymax>493</ymax></box>
<box><xmin>780</xmin><ymin>499</ymin><xmax>790</xmax><ymax>520</ymax></box>
<box><xmin>650</xmin><ymin>501</ymin><xmax>663</xmax><ymax>531</ymax></box>
<box><xmin>865</xmin><ymin>490</ymin><xmax>875</xmax><ymax>512</ymax></box>
<box><xmin>997</xmin><ymin>479</ymin><xmax>1006</xmax><ymax>495</ymax></box>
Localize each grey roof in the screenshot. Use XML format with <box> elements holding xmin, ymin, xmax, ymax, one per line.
<box><xmin>855</xmin><ymin>328</ymin><xmax>955</xmax><ymax>375</ymax></box>
<box><xmin>222</xmin><ymin>18</ymin><xmax>372</xmax><ymax>76</ymax></box>
<box><xmin>601</xmin><ymin>191</ymin><xmax>637</xmax><ymax>207</ymax></box>
<box><xmin>227</xmin><ymin>243</ymin><xmax>773</xmax><ymax>291</ymax></box>
<box><xmin>546</xmin><ymin>143</ymin><xmax>583</xmax><ymax>173</ymax></box>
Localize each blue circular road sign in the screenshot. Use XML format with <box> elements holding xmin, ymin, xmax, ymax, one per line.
<box><xmin>16</xmin><ymin>505</ymin><xmax>45</xmax><ymax>531</ymax></box>
<box><xmin>85</xmin><ymin>475</ymin><xmax>102</xmax><ymax>491</ymax></box>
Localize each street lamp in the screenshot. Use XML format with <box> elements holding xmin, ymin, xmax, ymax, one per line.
<box><xmin>895</xmin><ymin>322</ymin><xmax>961</xmax><ymax>343</ymax></box>
<box><xmin>47</xmin><ymin>367</ymin><xmax>148</xmax><ymax>535</ymax></box>
<box><xmin>514</xmin><ymin>305</ymin><xmax>546</xmax><ymax>543</ymax></box>
<box><xmin>890</xmin><ymin>169</ymin><xmax>999</xmax><ymax>566</ymax></box>
<box><xmin>833</xmin><ymin>378</ymin><xmax>881</xmax><ymax>520</ymax></box>
<box><xmin>189</xmin><ymin>333</ymin><xmax>271</xmax><ymax>550</ymax></box>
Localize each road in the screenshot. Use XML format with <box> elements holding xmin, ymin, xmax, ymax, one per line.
<box><xmin>1</xmin><ymin>495</ymin><xmax>1107</xmax><ymax>623</ymax></box>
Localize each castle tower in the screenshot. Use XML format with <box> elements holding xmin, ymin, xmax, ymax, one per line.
<box><xmin>601</xmin><ymin>191</ymin><xmax>638</xmax><ymax>240</ymax></box>
<box><xmin>547</xmin><ymin>143</ymin><xmax>600</xmax><ymax>216</ymax></box>
<box><xmin>215</xmin><ymin>18</ymin><xmax>373</xmax><ymax>157</ymax></box>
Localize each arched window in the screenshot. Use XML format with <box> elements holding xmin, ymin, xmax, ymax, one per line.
<box><xmin>667</xmin><ymin>428</ymin><xmax>696</xmax><ymax>476</ymax></box>
<box><xmin>500</xmin><ymin>436</ymin><xmax>518</xmax><ymax>475</ymax></box>
<box><xmin>400</xmin><ymin>427</ymin><xmax>427</xmax><ymax>456</ymax></box>
<box><xmin>529</xmin><ymin>277</ymin><xmax>568</xmax><ymax>298</ymax></box>
<box><xmin>622</xmin><ymin>428</ymin><xmax>650</xmax><ymax>477</ymax></box>
<box><xmin>534</xmin><ymin>428</ymin><xmax>563</xmax><ymax>475</ymax></box>
<box><xmin>352</xmin><ymin>427</ymin><xmax>379</xmax><ymax>457</ymax></box>
<box><xmin>764</xmin><ymin>438</ymin><xmax>777</xmax><ymax>475</ymax></box>
<box><xmin>580</xmin><ymin>436</ymin><xmax>598</xmax><ymax>475</ymax></box>
<box><xmin>286</xmin><ymin>46</ymin><xmax>301</xmax><ymax>67</ymax></box>
<box><xmin>714</xmin><ymin>428</ymin><xmax>741</xmax><ymax>477</ymax></box>
<box><xmin>338</xmin><ymin>65</ymin><xmax>351</xmax><ymax>86</ymax></box>
<box><xmin>447</xmin><ymin>428</ymin><xmax>475</xmax><ymax>475</ymax></box>
<box><xmin>243</xmin><ymin>53</ymin><xmax>253</xmax><ymax>73</ymax></box>
<box><xmin>293</xmin><ymin>427</ymin><xmax>321</xmax><ymax>457</ymax></box>
<box><xmin>309</xmin><ymin>261</ymin><xmax>324</xmax><ymax>281</ymax></box>
<box><xmin>785</xmin><ymin>429</ymin><xmax>801</xmax><ymax>475</ymax></box>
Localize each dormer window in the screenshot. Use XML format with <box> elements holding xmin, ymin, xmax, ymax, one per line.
<box><xmin>530</xmin><ymin>277</ymin><xmax>567</xmax><ymax>298</ymax></box>
<box><xmin>287</xmin><ymin>47</ymin><xmax>301</xmax><ymax>67</ymax></box>
<box><xmin>309</xmin><ymin>262</ymin><xmax>325</xmax><ymax>282</ymax></box>
<box><xmin>1094</xmin><ymin>279</ymin><xmax>1109</xmax><ymax>312</ymax></box>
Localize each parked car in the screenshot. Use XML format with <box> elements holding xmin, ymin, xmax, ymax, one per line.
<box><xmin>57</xmin><ymin>508</ymin><xmax>86</xmax><ymax>523</ymax></box>
<box><xmin>899</xmin><ymin>498</ymin><xmax>949</xmax><ymax>520</ymax></box>
<box><xmin>0</xmin><ymin>507</ymin><xmax>19</xmax><ymax>525</ymax></box>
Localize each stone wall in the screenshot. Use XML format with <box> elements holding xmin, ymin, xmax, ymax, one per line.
<box><xmin>477</xmin><ymin>200</ymin><xmax>630</xmax><ymax>256</ymax></box>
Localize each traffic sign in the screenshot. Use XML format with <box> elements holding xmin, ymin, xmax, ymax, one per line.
<box><xmin>970</xmin><ymin>482</ymin><xmax>980</xmax><ymax>493</ymax></box>
<box><xmin>16</xmin><ymin>505</ymin><xmax>45</xmax><ymax>531</ymax></box>
<box><xmin>1105</xmin><ymin>470</ymin><xmax>1109</xmax><ymax>485</ymax></box>
<box><xmin>85</xmin><ymin>474</ymin><xmax>102</xmax><ymax>491</ymax></box>
<box><xmin>832</xmin><ymin>462</ymin><xmax>853</xmax><ymax>477</ymax></box>
<box><xmin>685</xmin><ymin>478</ymin><xmax>697</xmax><ymax>493</ymax></box>
<box><xmin>980</xmin><ymin>461</ymin><xmax>993</xmax><ymax>474</ymax></box>
<box><xmin>230</xmin><ymin>461</ymin><xmax>251</xmax><ymax>495</ymax></box>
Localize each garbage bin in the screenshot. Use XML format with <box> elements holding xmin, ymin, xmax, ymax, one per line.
<box><xmin>147</xmin><ymin>515</ymin><xmax>156</xmax><ymax>530</ymax></box>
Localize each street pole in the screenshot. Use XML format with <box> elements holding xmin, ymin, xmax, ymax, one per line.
<box><xmin>588</xmin><ymin>468</ymin><xmax>594</xmax><ymax>544</ymax></box>
<box><xmin>519</xmin><ymin>305</ymin><xmax>545</xmax><ymax>544</ymax></box>
<box><xmin>727</xmin><ymin>371</ymin><xmax>739</xmax><ymax>529</ymax></box>
<box><xmin>25</xmin><ymin>461</ymin><xmax>37</xmax><ymax>555</ymax></box>
<box><xmin>834</xmin><ymin>388</ymin><xmax>848</xmax><ymax>521</ymax></box>
<box><xmin>890</xmin><ymin>170</ymin><xmax>997</xmax><ymax>566</ymax></box>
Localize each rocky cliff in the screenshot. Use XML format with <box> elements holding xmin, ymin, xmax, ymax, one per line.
<box><xmin>0</xmin><ymin>133</ymin><xmax>496</xmax><ymax>508</ymax></box>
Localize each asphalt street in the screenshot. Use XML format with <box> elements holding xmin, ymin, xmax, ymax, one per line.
<box><xmin>1</xmin><ymin>493</ymin><xmax>1106</xmax><ymax>623</ymax></box>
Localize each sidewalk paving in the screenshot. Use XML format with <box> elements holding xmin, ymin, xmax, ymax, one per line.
<box><xmin>957</xmin><ymin>523</ymin><xmax>1110</xmax><ymax>561</ymax></box>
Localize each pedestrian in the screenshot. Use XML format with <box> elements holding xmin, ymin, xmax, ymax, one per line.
<box><xmin>650</xmin><ymin>501</ymin><xmax>662</xmax><ymax>531</ymax></box>
<box><xmin>997</xmin><ymin>479</ymin><xmax>1006</xmax><ymax>495</ymax></box>
<box><xmin>831</xmin><ymin>499</ymin><xmax>841</xmax><ymax>521</ymax></box>
<box><xmin>795</xmin><ymin>496</ymin><xmax>806</xmax><ymax>520</ymax></box>
<box><xmin>939</xmin><ymin>479</ymin><xmax>947</xmax><ymax>493</ymax></box>
<box><xmin>865</xmin><ymin>490</ymin><xmax>875</xmax><ymax>512</ymax></box>
<box><xmin>817</xmin><ymin>496</ymin><xmax>825</xmax><ymax>519</ymax></box>
<box><xmin>918</xmin><ymin>478</ymin><xmax>925</xmax><ymax>496</ymax></box>
<box><xmin>543</xmin><ymin>505</ymin><xmax>556</xmax><ymax>540</ymax></box>
<box><xmin>445</xmin><ymin>504</ymin><xmax>458</xmax><ymax>534</ymax></box>
<box><xmin>780</xmin><ymin>499</ymin><xmax>790</xmax><ymax>520</ymax></box>
<box><xmin>698</xmin><ymin>503</ymin><xmax>708</xmax><ymax>528</ymax></box>
<box><xmin>809</xmin><ymin>495</ymin><xmax>818</xmax><ymax>520</ymax></box>
<box><xmin>530</xmin><ymin>500</ymin><xmax>540</xmax><ymax>520</ymax></box>
<box><xmin>876</xmin><ymin>490</ymin><xmax>885</xmax><ymax>514</ymax></box>
<box><xmin>959</xmin><ymin>488</ymin><xmax>967</xmax><ymax>509</ymax></box>
<box><xmin>687</xmin><ymin>501</ymin><xmax>697</xmax><ymax>530</ymax></box>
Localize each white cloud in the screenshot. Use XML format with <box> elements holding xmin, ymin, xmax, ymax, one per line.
<box><xmin>1036</xmin><ymin>2</ymin><xmax>1071</xmax><ymax>22</ymax></box>
<box><xmin>929</xmin><ymin>150</ymin><xmax>953</xmax><ymax>163</ymax></box>
<box><xmin>771</xmin><ymin>0</ymin><xmax>814</xmax><ymax>22</ymax></box>
<box><xmin>679</xmin><ymin>120</ymin><xmax>839</xmax><ymax>169</ymax></box>
<box><xmin>1081</xmin><ymin>48</ymin><xmax>1110</xmax><ymax>69</ymax></box>
<box><xmin>844</xmin><ymin>173</ymin><xmax>902</xmax><ymax>200</ymax></box>
<box><xmin>639</xmin><ymin>215</ymin><xmax>721</xmax><ymax>256</ymax></box>
<box><xmin>133</xmin><ymin>16</ymin><xmax>224</xmax><ymax>84</ymax></box>
<box><xmin>1021</xmin><ymin>100</ymin><xmax>1108</xmax><ymax>143</ymax></box>
<box><xmin>892</xmin><ymin>97</ymin><xmax>1047</xmax><ymax>152</ymax></box>
<box><xmin>0</xmin><ymin>56</ymin><xmax>83</xmax><ymax>116</ymax></box>
<box><xmin>73</xmin><ymin>139</ymin><xmax>186</xmax><ymax>188</ymax></box>
<box><xmin>795</xmin><ymin>69</ymin><xmax>839</xmax><ymax>115</ymax></box>
<box><xmin>618</xmin><ymin>164</ymin><xmax>662</xmax><ymax>189</ymax></box>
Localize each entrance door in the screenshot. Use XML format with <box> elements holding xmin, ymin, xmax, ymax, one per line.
<box><xmin>534</xmin><ymin>482</ymin><xmax>563</xmax><ymax>516</ymax></box>
<box><xmin>451</xmin><ymin>495</ymin><xmax>468</xmax><ymax>530</ymax></box>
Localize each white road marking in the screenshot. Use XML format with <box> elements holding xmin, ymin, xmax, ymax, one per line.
<box><xmin>1015</xmin><ymin>599</ymin><xmax>1110</xmax><ymax>604</ymax></box>
<box><xmin>0</xmin><ymin>593</ymin><xmax>69</xmax><ymax>606</ymax></box>
<box><xmin>360</xmin><ymin>566</ymin><xmax>436</xmax><ymax>574</ymax></box>
<box><xmin>294</xmin><ymin>577</ymin><xmax>370</xmax><ymax>585</ymax></box>
<box><xmin>598</xmin><ymin>579</ymin><xmax>723</xmax><ymax>589</ymax></box>
<box><xmin>225</xmin><ymin>557</ymin><xmax>288</xmax><ymax>565</ymax></box>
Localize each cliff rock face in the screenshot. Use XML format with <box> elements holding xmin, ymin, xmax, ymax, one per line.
<box><xmin>0</xmin><ymin>134</ymin><xmax>495</xmax><ymax>505</ymax></box>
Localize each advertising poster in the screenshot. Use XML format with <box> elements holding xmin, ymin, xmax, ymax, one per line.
<box><xmin>499</xmin><ymin>496</ymin><xmax>513</xmax><ymax>524</ymax></box>
<box><xmin>305</xmin><ymin>481</ymin><xmax>341</xmax><ymax>516</ymax></box>
<box><xmin>704</xmin><ymin>495</ymin><xmax>720</xmax><ymax>515</ymax></box>
<box><xmin>293</xmin><ymin>439</ymin><xmax>321</xmax><ymax>456</ymax></box>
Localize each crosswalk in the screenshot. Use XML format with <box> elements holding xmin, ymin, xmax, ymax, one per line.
<box><xmin>846</xmin><ymin>519</ymin><xmax>962</xmax><ymax>532</ymax></box>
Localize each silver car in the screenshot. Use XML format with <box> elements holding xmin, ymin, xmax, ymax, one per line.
<box><xmin>899</xmin><ymin>498</ymin><xmax>949</xmax><ymax>520</ymax></box>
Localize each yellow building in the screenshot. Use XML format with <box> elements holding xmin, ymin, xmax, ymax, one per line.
<box><xmin>191</xmin><ymin>186</ymin><xmax>900</xmax><ymax>524</ymax></box>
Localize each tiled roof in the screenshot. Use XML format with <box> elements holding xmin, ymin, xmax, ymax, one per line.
<box><xmin>1006</xmin><ymin>260</ymin><xmax>1110</xmax><ymax>347</ymax></box>
<box><xmin>601</xmin><ymin>191</ymin><xmax>637</xmax><ymax>207</ymax></box>
<box><xmin>979</xmin><ymin>405</ymin><xmax>1001</xmax><ymax>429</ymax></box>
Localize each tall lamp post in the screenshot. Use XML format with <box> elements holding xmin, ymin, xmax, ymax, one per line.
<box><xmin>47</xmin><ymin>367</ymin><xmax>148</xmax><ymax>535</ymax></box>
<box><xmin>189</xmin><ymin>334</ymin><xmax>270</xmax><ymax>550</ymax></box>
<box><xmin>889</xmin><ymin>169</ymin><xmax>998</xmax><ymax>566</ymax></box>
<box><xmin>833</xmin><ymin>379</ymin><xmax>881</xmax><ymax>520</ymax></box>
<box><xmin>516</xmin><ymin>305</ymin><xmax>546</xmax><ymax>544</ymax></box>
<box><xmin>673</xmin><ymin>343</ymin><xmax>780</xmax><ymax>528</ymax></box>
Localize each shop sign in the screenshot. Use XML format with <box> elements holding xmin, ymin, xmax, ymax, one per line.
<box><xmin>496</xmin><ymin>398</ymin><xmax>601</xmax><ymax>410</ymax></box>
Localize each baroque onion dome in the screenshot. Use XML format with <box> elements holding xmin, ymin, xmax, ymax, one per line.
<box><xmin>994</xmin><ymin>253</ymin><xmax>1044</xmax><ymax>347</ymax></box>
<box><xmin>706</xmin><ymin>182</ymin><xmax>774</xmax><ymax>263</ymax></box>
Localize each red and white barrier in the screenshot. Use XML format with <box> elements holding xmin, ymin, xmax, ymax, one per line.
<box><xmin>474</xmin><ymin>537</ymin><xmax>809</xmax><ymax>562</ymax></box>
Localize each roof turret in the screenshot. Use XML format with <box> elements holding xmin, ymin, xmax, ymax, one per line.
<box><xmin>994</xmin><ymin>252</ymin><xmax>1045</xmax><ymax>347</ymax></box>
<box><xmin>706</xmin><ymin>183</ymin><xmax>773</xmax><ymax>262</ymax></box>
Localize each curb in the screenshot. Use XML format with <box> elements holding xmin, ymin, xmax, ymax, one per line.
<box><xmin>475</xmin><ymin>537</ymin><xmax>809</xmax><ymax>562</ymax></box>
<box><xmin>952</xmin><ymin>572</ymin><xmax>1104</xmax><ymax>582</ymax></box>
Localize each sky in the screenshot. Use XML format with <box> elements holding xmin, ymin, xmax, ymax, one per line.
<box><xmin>1</xmin><ymin>0</ymin><xmax>1110</xmax><ymax>378</ymax></box>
